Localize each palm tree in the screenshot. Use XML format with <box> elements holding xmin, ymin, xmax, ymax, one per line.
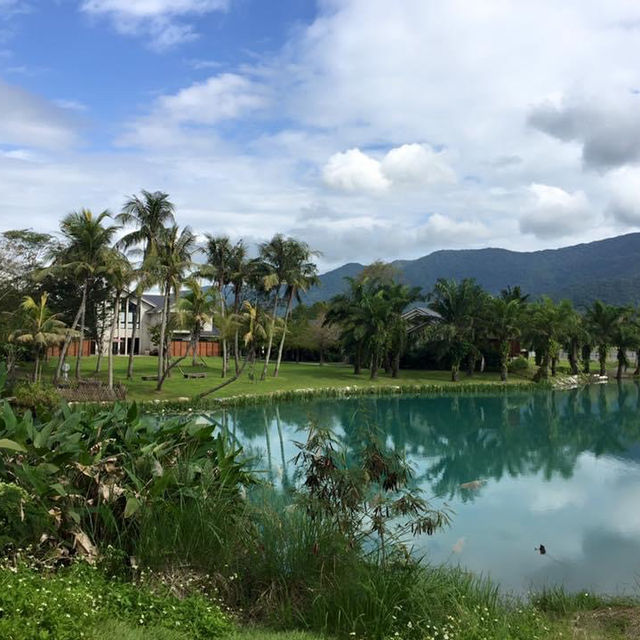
<box><xmin>325</xmin><ymin>277</ymin><xmax>369</xmax><ymax>375</ymax></box>
<box><xmin>486</xmin><ymin>297</ymin><xmax>522</xmax><ymax>381</ymax></box>
<box><xmin>175</xmin><ymin>278</ymin><xmax>217</xmax><ymax>366</ymax></box>
<box><xmin>585</xmin><ymin>301</ymin><xmax>625</xmax><ymax>376</ymax></box>
<box><xmin>427</xmin><ymin>278</ymin><xmax>485</xmax><ymax>382</ymax></box>
<box><xmin>116</xmin><ymin>190</ymin><xmax>175</xmax><ymax>379</ymax></box>
<box><xmin>258</xmin><ymin>234</ymin><xmax>291</xmax><ymax>381</ymax></box>
<box><xmin>48</xmin><ymin>209</ymin><xmax>119</xmax><ymax>381</ymax></box>
<box><xmin>228</xmin><ymin>240</ymin><xmax>249</xmax><ymax>374</ymax></box>
<box><xmin>103</xmin><ymin>250</ymin><xmax>133</xmax><ymax>390</ymax></box>
<box><xmin>201</xmin><ymin>235</ymin><xmax>233</xmax><ymax>378</ymax></box>
<box><xmin>196</xmin><ymin>300</ymin><xmax>267</xmax><ymax>400</ymax></box>
<box><xmin>524</xmin><ymin>297</ymin><xmax>573</xmax><ymax>379</ymax></box>
<box><xmin>384</xmin><ymin>282</ymin><xmax>423</xmax><ymax>378</ymax></box>
<box><xmin>10</xmin><ymin>293</ymin><xmax>67</xmax><ymax>383</ymax></box>
<box><xmin>148</xmin><ymin>225</ymin><xmax>195</xmax><ymax>389</ymax></box>
<box><xmin>273</xmin><ymin>239</ymin><xmax>319</xmax><ymax>377</ymax></box>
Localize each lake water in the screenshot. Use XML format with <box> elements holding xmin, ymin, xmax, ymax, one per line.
<box><xmin>201</xmin><ymin>383</ymin><xmax>640</xmax><ymax>595</ymax></box>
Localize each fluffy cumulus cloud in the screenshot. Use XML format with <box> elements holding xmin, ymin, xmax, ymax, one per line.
<box><xmin>323</xmin><ymin>148</ymin><xmax>390</xmax><ymax>193</ymax></box>
<box><xmin>323</xmin><ymin>144</ymin><xmax>455</xmax><ymax>194</ymax></box>
<box><xmin>528</xmin><ymin>96</ymin><xmax>640</xmax><ymax>171</ymax></box>
<box><xmin>80</xmin><ymin>0</ymin><xmax>229</xmax><ymax>49</ymax></box>
<box><xmin>520</xmin><ymin>184</ymin><xmax>593</xmax><ymax>239</ymax></box>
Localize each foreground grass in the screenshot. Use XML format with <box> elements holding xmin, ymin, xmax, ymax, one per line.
<box><xmin>40</xmin><ymin>356</ymin><xmax>533</xmax><ymax>401</ymax></box>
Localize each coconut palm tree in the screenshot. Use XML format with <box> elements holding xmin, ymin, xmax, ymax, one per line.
<box><xmin>102</xmin><ymin>250</ymin><xmax>133</xmax><ymax>390</ymax></box>
<box><xmin>384</xmin><ymin>282</ymin><xmax>423</xmax><ymax>378</ymax></box>
<box><xmin>258</xmin><ymin>234</ymin><xmax>291</xmax><ymax>381</ymax></box>
<box><xmin>585</xmin><ymin>300</ymin><xmax>625</xmax><ymax>376</ymax></box>
<box><xmin>175</xmin><ymin>278</ymin><xmax>217</xmax><ymax>366</ymax></box>
<box><xmin>116</xmin><ymin>190</ymin><xmax>175</xmax><ymax>379</ymax></box>
<box><xmin>427</xmin><ymin>278</ymin><xmax>486</xmax><ymax>382</ymax></box>
<box><xmin>273</xmin><ymin>239</ymin><xmax>320</xmax><ymax>377</ymax></box>
<box><xmin>11</xmin><ymin>293</ymin><xmax>67</xmax><ymax>383</ymax></box>
<box><xmin>48</xmin><ymin>209</ymin><xmax>119</xmax><ymax>381</ymax></box>
<box><xmin>325</xmin><ymin>277</ymin><xmax>369</xmax><ymax>375</ymax></box>
<box><xmin>147</xmin><ymin>225</ymin><xmax>196</xmax><ymax>389</ymax></box>
<box><xmin>228</xmin><ymin>240</ymin><xmax>249</xmax><ymax>374</ymax></box>
<box><xmin>486</xmin><ymin>297</ymin><xmax>523</xmax><ymax>381</ymax></box>
<box><xmin>201</xmin><ymin>235</ymin><xmax>234</xmax><ymax>377</ymax></box>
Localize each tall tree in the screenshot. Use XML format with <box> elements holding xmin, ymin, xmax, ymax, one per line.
<box><xmin>175</xmin><ymin>278</ymin><xmax>217</xmax><ymax>366</ymax></box>
<box><xmin>47</xmin><ymin>210</ymin><xmax>119</xmax><ymax>381</ymax></box>
<box><xmin>201</xmin><ymin>235</ymin><xmax>233</xmax><ymax>378</ymax></box>
<box><xmin>273</xmin><ymin>238</ymin><xmax>319</xmax><ymax>377</ymax></box>
<box><xmin>258</xmin><ymin>234</ymin><xmax>290</xmax><ymax>381</ymax></box>
<box><xmin>116</xmin><ymin>190</ymin><xmax>175</xmax><ymax>379</ymax></box>
<box><xmin>149</xmin><ymin>225</ymin><xmax>195</xmax><ymax>390</ymax></box>
<box><xmin>585</xmin><ymin>300</ymin><xmax>625</xmax><ymax>376</ymax></box>
<box><xmin>103</xmin><ymin>250</ymin><xmax>133</xmax><ymax>390</ymax></box>
<box><xmin>427</xmin><ymin>278</ymin><xmax>486</xmax><ymax>382</ymax></box>
<box><xmin>486</xmin><ymin>297</ymin><xmax>523</xmax><ymax>381</ymax></box>
<box><xmin>10</xmin><ymin>293</ymin><xmax>67</xmax><ymax>383</ymax></box>
<box><xmin>228</xmin><ymin>240</ymin><xmax>250</xmax><ymax>374</ymax></box>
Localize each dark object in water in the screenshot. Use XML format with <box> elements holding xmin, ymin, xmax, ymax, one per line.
<box><xmin>535</xmin><ymin>544</ymin><xmax>546</xmax><ymax>555</ymax></box>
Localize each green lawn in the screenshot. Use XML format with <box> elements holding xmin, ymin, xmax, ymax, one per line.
<box><xmin>40</xmin><ymin>355</ymin><xmax>533</xmax><ymax>401</ymax></box>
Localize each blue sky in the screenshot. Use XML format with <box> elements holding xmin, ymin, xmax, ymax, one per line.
<box><xmin>3</xmin><ymin>1</ymin><xmax>640</xmax><ymax>269</ymax></box>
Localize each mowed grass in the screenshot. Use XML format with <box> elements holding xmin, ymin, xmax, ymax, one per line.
<box><xmin>41</xmin><ymin>355</ymin><xmax>533</xmax><ymax>401</ymax></box>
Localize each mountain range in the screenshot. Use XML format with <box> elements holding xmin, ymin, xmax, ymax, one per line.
<box><xmin>304</xmin><ymin>233</ymin><xmax>640</xmax><ymax>308</ymax></box>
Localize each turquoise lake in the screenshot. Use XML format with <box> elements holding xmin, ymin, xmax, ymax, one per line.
<box><xmin>202</xmin><ymin>383</ymin><xmax>640</xmax><ymax>594</ymax></box>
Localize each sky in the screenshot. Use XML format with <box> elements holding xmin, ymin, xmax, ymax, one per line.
<box><xmin>3</xmin><ymin>1</ymin><xmax>640</xmax><ymax>270</ymax></box>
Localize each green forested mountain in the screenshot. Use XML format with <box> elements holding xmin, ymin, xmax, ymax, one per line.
<box><xmin>305</xmin><ymin>233</ymin><xmax>640</xmax><ymax>308</ymax></box>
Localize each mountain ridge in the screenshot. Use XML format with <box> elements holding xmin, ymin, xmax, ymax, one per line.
<box><xmin>304</xmin><ymin>233</ymin><xmax>640</xmax><ymax>308</ymax></box>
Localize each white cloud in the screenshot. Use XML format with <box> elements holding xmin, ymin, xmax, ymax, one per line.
<box><xmin>323</xmin><ymin>143</ymin><xmax>455</xmax><ymax>194</ymax></box>
<box><xmin>606</xmin><ymin>167</ymin><xmax>640</xmax><ymax>226</ymax></box>
<box><xmin>323</xmin><ymin>148</ymin><xmax>390</xmax><ymax>193</ymax></box>
<box><xmin>0</xmin><ymin>81</ymin><xmax>80</xmax><ymax>149</ymax></box>
<box><xmin>80</xmin><ymin>0</ymin><xmax>229</xmax><ymax>49</ymax></box>
<box><xmin>120</xmin><ymin>73</ymin><xmax>268</xmax><ymax>148</ymax></box>
<box><xmin>520</xmin><ymin>184</ymin><xmax>594</xmax><ymax>239</ymax></box>
<box><xmin>381</xmin><ymin>143</ymin><xmax>455</xmax><ymax>186</ymax></box>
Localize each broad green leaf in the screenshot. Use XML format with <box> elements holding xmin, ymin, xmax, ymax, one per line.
<box><xmin>0</xmin><ymin>438</ymin><xmax>26</xmax><ymax>453</ymax></box>
<box><xmin>124</xmin><ymin>496</ymin><xmax>141</xmax><ymax>518</ymax></box>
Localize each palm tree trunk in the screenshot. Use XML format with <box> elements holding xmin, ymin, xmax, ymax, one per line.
<box><xmin>108</xmin><ymin>293</ymin><xmax>121</xmax><ymax>390</ymax></box>
<box><xmin>616</xmin><ymin>348</ymin><xmax>625</xmax><ymax>380</ymax></box>
<box><xmin>261</xmin><ymin>292</ymin><xmax>280</xmax><ymax>381</ymax></box>
<box><xmin>233</xmin><ymin>289</ymin><xmax>241</xmax><ymax>375</ymax></box>
<box><xmin>582</xmin><ymin>345</ymin><xmax>591</xmax><ymax>374</ymax></box>
<box><xmin>221</xmin><ymin>336</ymin><xmax>227</xmax><ymax>378</ymax></box>
<box><xmin>191</xmin><ymin>328</ymin><xmax>199</xmax><ymax>367</ymax></box>
<box><xmin>354</xmin><ymin>344</ymin><xmax>362</xmax><ymax>375</ymax></box>
<box><xmin>157</xmin><ymin>284</ymin><xmax>169</xmax><ymax>380</ymax></box>
<box><xmin>451</xmin><ymin>360</ymin><xmax>460</xmax><ymax>382</ymax></box>
<box><xmin>55</xmin><ymin>285</ymin><xmax>86</xmax><ymax>381</ymax></box>
<box><xmin>197</xmin><ymin>348</ymin><xmax>252</xmax><ymax>400</ymax></box>
<box><xmin>499</xmin><ymin>341</ymin><xmax>508</xmax><ymax>382</ymax></box>
<box><xmin>127</xmin><ymin>293</ymin><xmax>142</xmax><ymax>379</ymax></box>
<box><xmin>634</xmin><ymin>349</ymin><xmax>640</xmax><ymax>376</ymax></box>
<box><xmin>74</xmin><ymin>280</ymin><xmax>89</xmax><ymax>380</ymax></box>
<box><xmin>34</xmin><ymin>350</ymin><xmax>40</xmax><ymax>383</ymax></box>
<box><xmin>370</xmin><ymin>352</ymin><xmax>379</xmax><ymax>380</ymax></box>
<box><xmin>391</xmin><ymin>351</ymin><xmax>400</xmax><ymax>378</ymax></box>
<box><xmin>274</xmin><ymin>289</ymin><xmax>294</xmax><ymax>377</ymax></box>
<box><xmin>599</xmin><ymin>345</ymin><xmax>607</xmax><ymax>376</ymax></box>
<box><xmin>219</xmin><ymin>284</ymin><xmax>228</xmax><ymax>378</ymax></box>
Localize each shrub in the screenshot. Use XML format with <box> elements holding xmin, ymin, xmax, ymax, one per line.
<box><xmin>0</xmin><ymin>562</ymin><xmax>230</xmax><ymax>640</ymax></box>
<box><xmin>508</xmin><ymin>356</ymin><xmax>530</xmax><ymax>373</ymax></box>
<box><xmin>0</xmin><ymin>482</ymin><xmax>51</xmax><ymax>550</ymax></box>
<box><xmin>12</xmin><ymin>381</ymin><xmax>61</xmax><ymax>416</ymax></box>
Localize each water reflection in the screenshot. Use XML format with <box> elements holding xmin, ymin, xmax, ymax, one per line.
<box><xmin>206</xmin><ymin>382</ymin><xmax>640</xmax><ymax>593</ymax></box>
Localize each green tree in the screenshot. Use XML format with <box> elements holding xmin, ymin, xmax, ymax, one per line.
<box><xmin>585</xmin><ymin>300</ymin><xmax>625</xmax><ymax>376</ymax></box>
<box><xmin>47</xmin><ymin>210</ymin><xmax>119</xmax><ymax>381</ymax></box>
<box><xmin>10</xmin><ymin>293</ymin><xmax>67</xmax><ymax>382</ymax></box>
<box><xmin>103</xmin><ymin>251</ymin><xmax>134</xmax><ymax>390</ymax></box>
<box><xmin>427</xmin><ymin>278</ymin><xmax>486</xmax><ymax>382</ymax></box>
<box><xmin>175</xmin><ymin>278</ymin><xmax>217</xmax><ymax>367</ymax></box>
<box><xmin>486</xmin><ymin>297</ymin><xmax>523</xmax><ymax>381</ymax></box>
<box><xmin>116</xmin><ymin>190</ymin><xmax>175</xmax><ymax>379</ymax></box>
<box><xmin>147</xmin><ymin>226</ymin><xmax>195</xmax><ymax>390</ymax></box>
<box><xmin>273</xmin><ymin>238</ymin><xmax>319</xmax><ymax>377</ymax></box>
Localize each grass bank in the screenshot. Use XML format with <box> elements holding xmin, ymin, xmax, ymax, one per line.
<box><xmin>39</xmin><ymin>356</ymin><xmax>534</xmax><ymax>402</ymax></box>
